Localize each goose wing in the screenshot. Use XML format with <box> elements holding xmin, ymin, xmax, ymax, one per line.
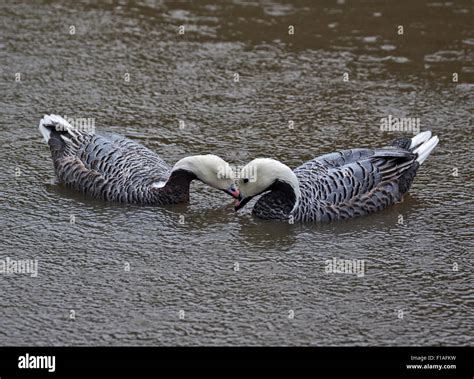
<box><xmin>300</xmin><ymin>148</ymin><xmax>378</xmax><ymax>173</ymax></box>
<box><xmin>295</xmin><ymin>149</ymin><xmax>418</xmax><ymax>219</ymax></box>
<box><xmin>57</xmin><ymin>134</ymin><xmax>171</xmax><ymax>203</ymax></box>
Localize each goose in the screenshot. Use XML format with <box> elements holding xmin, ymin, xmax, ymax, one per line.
<box><xmin>234</xmin><ymin>131</ymin><xmax>439</xmax><ymax>222</ymax></box>
<box><xmin>39</xmin><ymin>114</ymin><xmax>240</xmax><ymax>205</ymax></box>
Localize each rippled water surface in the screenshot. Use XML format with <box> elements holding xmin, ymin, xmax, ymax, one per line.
<box><xmin>1</xmin><ymin>0</ymin><xmax>473</xmax><ymax>345</ymax></box>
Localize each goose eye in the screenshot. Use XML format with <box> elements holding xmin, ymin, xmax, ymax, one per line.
<box><xmin>243</xmin><ymin>178</ymin><xmax>249</xmax><ymax>184</ymax></box>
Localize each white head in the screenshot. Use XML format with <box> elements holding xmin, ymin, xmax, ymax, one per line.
<box><xmin>171</xmin><ymin>154</ymin><xmax>240</xmax><ymax>198</ymax></box>
<box><xmin>234</xmin><ymin>158</ymin><xmax>300</xmax><ymax>211</ymax></box>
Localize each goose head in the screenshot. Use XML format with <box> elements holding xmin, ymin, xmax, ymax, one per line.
<box><xmin>234</xmin><ymin>158</ymin><xmax>300</xmax><ymax>211</ymax></box>
<box><xmin>171</xmin><ymin>154</ymin><xmax>240</xmax><ymax>198</ymax></box>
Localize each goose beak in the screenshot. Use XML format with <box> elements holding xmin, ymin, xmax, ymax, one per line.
<box><xmin>234</xmin><ymin>193</ymin><xmax>252</xmax><ymax>211</ymax></box>
<box><xmin>224</xmin><ymin>184</ymin><xmax>240</xmax><ymax>199</ymax></box>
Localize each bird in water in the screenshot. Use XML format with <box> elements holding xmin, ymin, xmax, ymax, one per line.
<box><xmin>39</xmin><ymin>114</ymin><xmax>240</xmax><ymax>205</ymax></box>
<box><xmin>234</xmin><ymin>132</ymin><xmax>439</xmax><ymax>222</ymax></box>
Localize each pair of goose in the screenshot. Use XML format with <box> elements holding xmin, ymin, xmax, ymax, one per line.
<box><xmin>39</xmin><ymin>114</ymin><xmax>439</xmax><ymax>222</ymax></box>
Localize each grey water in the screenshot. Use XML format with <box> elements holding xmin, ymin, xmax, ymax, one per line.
<box><xmin>0</xmin><ymin>0</ymin><xmax>473</xmax><ymax>346</ymax></box>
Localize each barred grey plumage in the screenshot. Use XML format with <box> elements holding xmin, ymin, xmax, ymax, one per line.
<box><xmin>39</xmin><ymin>115</ymin><xmax>238</xmax><ymax>205</ymax></box>
<box><xmin>235</xmin><ymin>132</ymin><xmax>439</xmax><ymax>222</ymax></box>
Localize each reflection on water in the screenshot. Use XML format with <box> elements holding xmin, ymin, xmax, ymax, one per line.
<box><xmin>0</xmin><ymin>0</ymin><xmax>472</xmax><ymax>345</ymax></box>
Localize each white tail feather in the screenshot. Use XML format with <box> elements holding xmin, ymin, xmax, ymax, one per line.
<box><xmin>414</xmin><ymin>135</ymin><xmax>439</xmax><ymax>165</ymax></box>
<box><xmin>38</xmin><ymin>114</ymin><xmax>74</xmax><ymax>143</ymax></box>
<box><xmin>409</xmin><ymin>131</ymin><xmax>432</xmax><ymax>149</ymax></box>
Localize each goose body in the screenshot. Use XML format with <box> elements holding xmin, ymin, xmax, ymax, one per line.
<box><xmin>235</xmin><ymin>132</ymin><xmax>439</xmax><ymax>222</ymax></box>
<box><xmin>39</xmin><ymin>115</ymin><xmax>238</xmax><ymax>204</ymax></box>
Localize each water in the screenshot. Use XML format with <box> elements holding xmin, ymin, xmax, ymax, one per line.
<box><xmin>0</xmin><ymin>0</ymin><xmax>473</xmax><ymax>346</ymax></box>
